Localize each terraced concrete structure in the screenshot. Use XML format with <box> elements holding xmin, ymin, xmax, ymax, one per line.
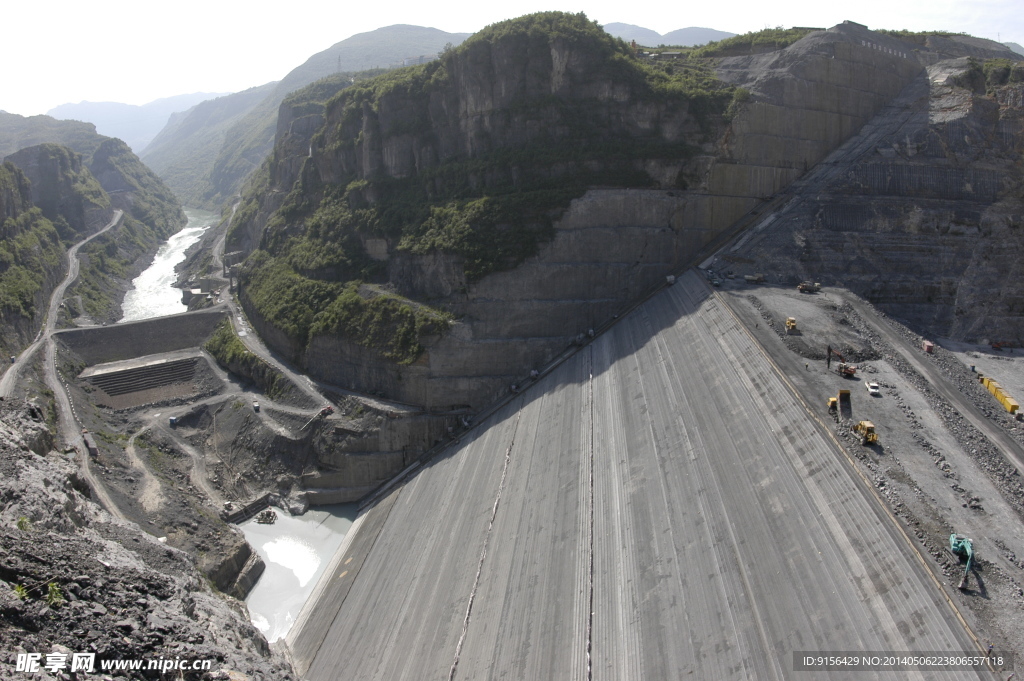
<box><xmin>288</xmin><ymin>271</ymin><xmax>982</xmax><ymax>680</ymax></box>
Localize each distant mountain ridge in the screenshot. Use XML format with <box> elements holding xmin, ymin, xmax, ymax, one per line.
<box><xmin>47</xmin><ymin>93</ymin><xmax>226</xmax><ymax>153</ymax></box>
<box><xmin>142</xmin><ymin>25</ymin><xmax>470</xmax><ymax>208</ymax></box>
<box><xmin>1006</xmin><ymin>42</ymin><xmax>1024</xmax><ymax>56</ymax></box>
<box><xmin>602</xmin><ymin>23</ymin><xmax>735</xmax><ymax>46</ymax></box>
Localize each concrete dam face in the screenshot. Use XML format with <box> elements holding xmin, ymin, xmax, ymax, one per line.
<box><xmin>287</xmin><ymin>271</ymin><xmax>978</xmax><ymax>680</ymax></box>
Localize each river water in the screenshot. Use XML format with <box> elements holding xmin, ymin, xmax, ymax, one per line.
<box><xmin>240</xmin><ymin>504</ymin><xmax>358</xmax><ymax>642</ymax></box>
<box><xmin>120</xmin><ymin>210</ymin><xmax>359</xmax><ymax>642</ymax></box>
<box><xmin>119</xmin><ymin>208</ymin><xmax>217</xmax><ymax>322</ymax></box>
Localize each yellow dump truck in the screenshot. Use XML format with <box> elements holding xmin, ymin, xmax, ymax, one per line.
<box><xmin>981</xmin><ymin>376</ymin><xmax>1019</xmax><ymax>414</ymax></box>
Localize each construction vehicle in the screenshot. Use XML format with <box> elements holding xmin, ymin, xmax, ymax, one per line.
<box><xmin>827</xmin><ymin>396</ymin><xmax>839</xmax><ymax>421</ymax></box>
<box><xmin>785</xmin><ymin>317</ymin><xmax>797</xmax><ymax>333</ymax></box>
<box><xmin>300</xmin><ymin>405</ymin><xmax>335</xmax><ymax>430</ymax></box>
<box><xmin>827</xmin><ymin>347</ymin><xmax>857</xmax><ymax>377</ymax></box>
<box><xmin>797</xmin><ymin>281</ymin><xmax>821</xmax><ymax>293</ymax></box>
<box><xmin>852</xmin><ymin>420</ymin><xmax>878</xmax><ymax>446</ymax></box>
<box><xmin>831</xmin><ymin>389</ymin><xmax>851</xmax><ymax>420</ymax></box>
<box><xmin>743</xmin><ymin>273</ymin><xmax>765</xmax><ymax>284</ymax></box>
<box><xmin>948</xmin><ymin>533</ymin><xmax>974</xmax><ymax>589</ymax></box>
<box><xmin>981</xmin><ymin>376</ymin><xmax>1020</xmax><ymax>414</ymax></box>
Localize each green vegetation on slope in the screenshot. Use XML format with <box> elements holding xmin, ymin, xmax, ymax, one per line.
<box><xmin>0</xmin><ymin>207</ymin><xmax>63</xmax><ymax>320</ymax></box>
<box><xmin>308</xmin><ymin>283</ymin><xmax>452</xmax><ymax>364</ymax></box>
<box><xmin>686</xmin><ymin>27</ymin><xmax>819</xmax><ymax>58</ymax></box>
<box><xmin>239</xmin><ymin>249</ymin><xmax>450</xmax><ymax>364</ymax></box>
<box><xmin>0</xmin><ymin>162</ymin><xmax>65</xmax><ymax>356</ymax></box>
<box><xmin>204</xmin><ymin>319</ymin><xmax>293</xmax><ymax>399</ymax></box>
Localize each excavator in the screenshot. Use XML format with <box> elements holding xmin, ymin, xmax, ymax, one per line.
<box><xmin>827</xmin><ymin>347</ymin><xmax>857</xmax><ymax>377</ymax></box>
<box><xmin>948</xmin><ymin>533</ymin><xmax>974</xmax><ymax>589</ymax></box>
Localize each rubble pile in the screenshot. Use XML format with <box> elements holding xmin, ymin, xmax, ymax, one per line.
<box><xmin>0</xmin><ymin>401</ymin><xmax>293</xmax><ymax>680</ymax></box>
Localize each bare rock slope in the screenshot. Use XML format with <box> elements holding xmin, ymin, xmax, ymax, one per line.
<box><xmin>0</xmin><ymin>400</ymin><xmax>292</xmax><ymax>680</ymax></box>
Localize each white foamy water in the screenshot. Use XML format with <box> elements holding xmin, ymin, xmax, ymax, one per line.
<box><xmin>240</xmin><ymin>505</ymin><xmax>357</xmax><ymax>642</ymax></box>
<box><xmin>119</xmin><ymin>208</ymin><xmax>217</xmax><ymax>322</ymax></box>
<box><xmin>264</xmin><ymin>536</ymin><xmax>320</xmax><ymax>587</ymax></box>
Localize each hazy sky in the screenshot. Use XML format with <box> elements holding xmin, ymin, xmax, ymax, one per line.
<box><xmin>2</xmin><ymin>0</ymin><xmax>1021</xmax><ymax>117</ymax></box>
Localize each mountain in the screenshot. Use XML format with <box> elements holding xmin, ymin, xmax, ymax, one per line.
<box><xmin>47</xmin><ymin>93</ymin><xmax>225</xmax><ymax>153</ymax></box>
<box><xmin>600</xmin><ymin>23</ymin><xmax>662</xmax><ymax>45</ymax></box>
<box><xmin>142</xmin><ymin>25</ymin><xmax>470</xmax><ymax>208</ymax></box>
<box><xmin>662</xmin><ymin>27</ymin><xmax>736</xmax><ymax>46</ymax></box>
<box><xmin>218</xmin><ymin>14</ymin><xmax>1023</xmax><ymax>412</ymax></box>
<box><xmin>1006</xmin><ymin>42</ymin><xmax>1024</xmax><ymax>56</ymax></box>
<box><xmin>225</xmin><ymin>12</ymin><xmax>749</xmax><ymax>408</ymax></box>
<box><xmin>140</xmin><ymin>83</ymin><xmax>278</xmax><ymax>209</ymax></box>
<box><xmin>602</xmin><ymin>22</ymin><xmax>736</xmax><ymax>46</ymax></box>
<box><xmin>0</xmin><ymin>112</ymin><xmax>187</xmax><ymax>325</ymax></box>
<box><xmin>0</xmin><ymin>112</ymin><xmax>101</xmax><ymax>159</ymax></box>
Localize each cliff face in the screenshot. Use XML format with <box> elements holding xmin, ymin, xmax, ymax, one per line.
<box><xmin>5</xmin><ymin>144</ymin><xmax>111</xmax><ymax>239</ymax></box>
<box><xmin>230</xmin><ymin>16</ymin><xmax>1018</xmax><ymax>409</ymax></box>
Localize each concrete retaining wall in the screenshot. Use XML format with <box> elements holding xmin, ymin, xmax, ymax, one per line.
<box><xmin>56</xmin><ymin>306</ymin><xmax>228</xmax><ymax>365</ymax></box>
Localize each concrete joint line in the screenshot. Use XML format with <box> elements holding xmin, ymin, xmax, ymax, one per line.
<box><xmin>448</xmin><ymin>407</ymin><xmax>521</xmax><ymax>681</ymax></box>
<box><xmin>585</xmin><ymin>350</ymin><xmax>595</xmax><ymax>681</ymax></box>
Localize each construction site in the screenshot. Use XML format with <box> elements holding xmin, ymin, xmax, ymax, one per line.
<box><xmin>4</xmin><ymin>18</ymin><xmax>1024</xmax><ymax>681</ymax></box>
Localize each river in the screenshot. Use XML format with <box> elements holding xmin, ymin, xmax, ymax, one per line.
<box><xmin>119</xmin><ymin>208</ymin><xmax>217</xmax><ymax>322</ymax></box>
<box><xmin>119</xmin><ymin>210</ymin><xmax>358</xmax><ymax>642</ymax></box>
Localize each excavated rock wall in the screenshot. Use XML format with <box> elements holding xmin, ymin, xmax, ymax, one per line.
<box><xmin>728</xmin><ymin>56</ymin><xmax>1024</xmax><ymax>343</ymax></box>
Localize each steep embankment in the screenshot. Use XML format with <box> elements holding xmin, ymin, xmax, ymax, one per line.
<box><xmin>142</xmin><ymin>25</ymin><xmax>470</xmax><ymax>207</ymax></box>
<box><xmin>227</xmin><ymin>15</ymin><xmax>949</xmax><ymax>409</ymax></box>
<box><xmin>727</xmin><ymin>52</ymin><xmax>1024</xmax><ymax>343</ymax></box>
<box><xmin>1</xmin><ymin>114</ymin><xmax>188</xmax><ymax>324</ymax></box>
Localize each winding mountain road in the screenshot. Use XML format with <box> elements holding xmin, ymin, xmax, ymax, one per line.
<box><xmin>0</xmin><ymin>210</ymin><xmax>127</xmax><ymax>520</ymax></box>
<box><xmin>0</xmin><ymin>210</ymin><xmax>123</xmax><ymax>399</ymax></box>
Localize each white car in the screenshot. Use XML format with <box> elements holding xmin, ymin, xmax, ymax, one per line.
<box><xmin>865</xmin><ymin>381</ymin><xmax>881</xmax><ymax>397</ymax></box>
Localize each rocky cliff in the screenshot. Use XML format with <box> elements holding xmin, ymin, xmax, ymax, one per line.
<box><xmin>5</xmin><ymin>143</ymin><xmax>111</xmax><ymax>240</ymax></box>
<box><xmin>0</xmin><ymin>161</ymin><xmax>66</xmax><ymax>358</ymax></box>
